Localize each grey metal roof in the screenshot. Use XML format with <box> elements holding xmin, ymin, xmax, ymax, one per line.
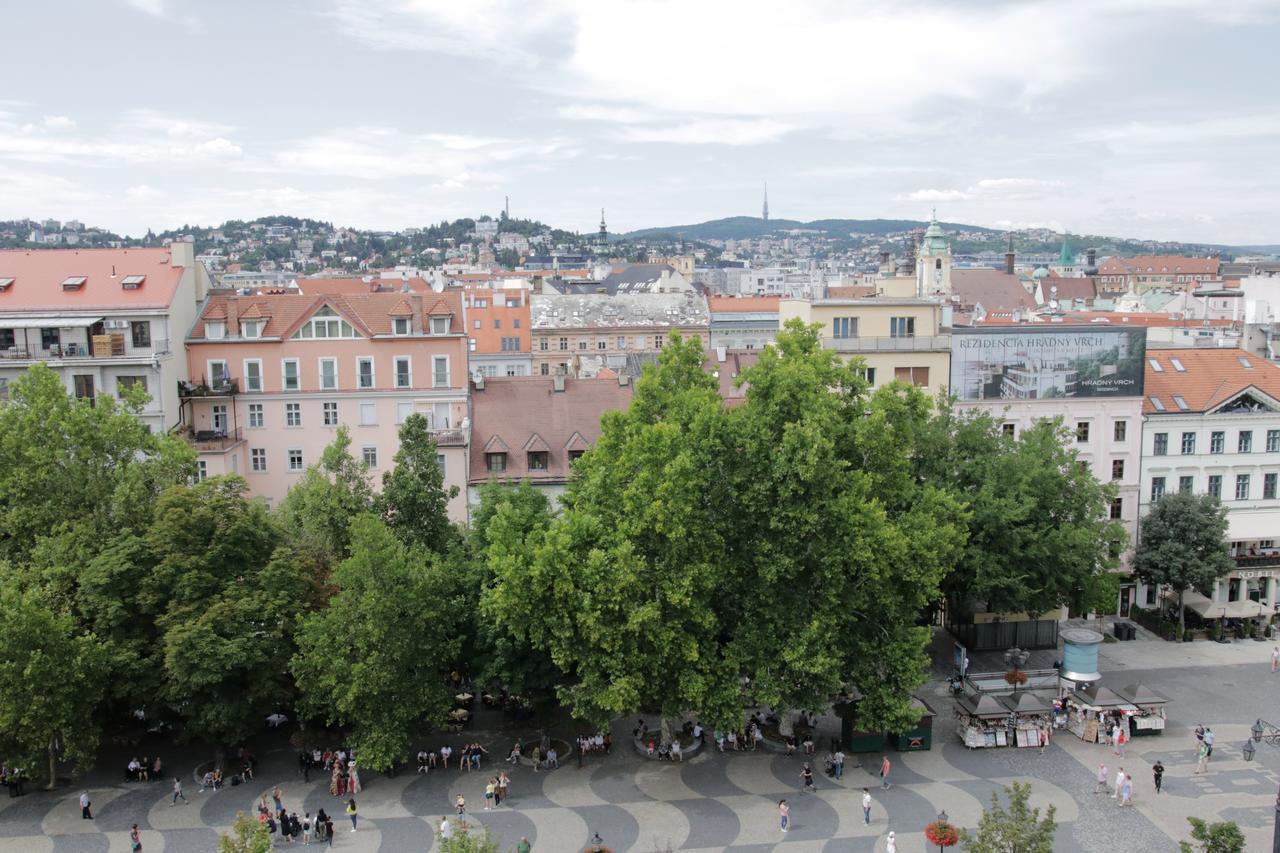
<box><xmin>531</xmin><ymin>292</ymin><xmax>710</xmax><ymax>329</ymax></box>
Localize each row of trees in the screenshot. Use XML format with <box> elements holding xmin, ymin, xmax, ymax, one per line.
<box><xmin>1</xmin><ymin>323</ymin><xmax>1132</xmax><ymax>783</ymax></box>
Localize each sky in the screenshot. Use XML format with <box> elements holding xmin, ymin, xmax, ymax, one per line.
<box><xmin>3</xmin><ymin>0</ymin><xmax>1279</xmax><ymax>244</ymax></box>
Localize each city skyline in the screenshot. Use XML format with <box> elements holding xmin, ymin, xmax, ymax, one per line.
<box><xmin>2</xmin><ymin>0</ymin><xmax>1278</xmax><ymax>243</ymax></box>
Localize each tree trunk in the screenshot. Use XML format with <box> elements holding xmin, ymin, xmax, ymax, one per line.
<box><xmin>779</xmin><ymin>713</ymin><xmax>794</xmax><ymax>738</ymax></box>
<box><xmin>659</xmin><ymin>717</ymin><xmax>673</xmax><ymax>747</ymax></box>
<box><xmin>214</xmin><ymin>746</ymin><xmax>225</xmax><ymax>772</ymax></box>
<box><xmin>1178</xmin><ymin>589</ymin><xmax>1186</xmax><ymax>634</ymax></box>
<box><xmin>46</xmin><ymin>738</ymin><xmax>57</xmax><ymax>791</ymax></box>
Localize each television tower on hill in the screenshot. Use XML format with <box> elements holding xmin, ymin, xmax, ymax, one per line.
<box><xmin>762</xmin><ymin>182</ymin><xmax>769</xmax><ymax>222</ymax></box>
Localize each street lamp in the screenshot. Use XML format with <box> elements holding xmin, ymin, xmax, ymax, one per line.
<box><xmin>926</xmin><ymin>808</ymin><xmax>958</xmax><ymax>853</ymax></box>
<box><xmin>1240</xmin><ymin>718</ymin><xmax>1280</xmax><ymax>853</ymax></box>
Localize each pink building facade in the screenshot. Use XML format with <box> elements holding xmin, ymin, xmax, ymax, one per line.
<box><xmin>182</xmin><ymin>290</ymin><xmax>471</xmax><ymax>521</ymax></box>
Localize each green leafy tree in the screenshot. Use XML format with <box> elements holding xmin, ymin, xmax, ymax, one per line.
<box><xmin>292</xmin><ymin>515</ymin><xmax>466</xmax><ymax>770</ymax></box>
<box><xmin>0</xmin><ymin>585</ymin><xmax>108</xmax><ymax>788</ymax></box>
<box><xmin>1179</xmin><ymin>817</ymin><xmax>1246</xmax><ymax>853</ymax></box>
<box><xmin>1133</xmin><ymin>491</ymin><xmax>1234</xmax><ymax>632</ymax></box>
<box><xmin>437</xmin><ymin>824</ymin><xmax>503</xmax><ymax>852</ymax></box>
<box><xmin>961</xmin><ymin>782</ymin><xmax>1057</xmax><ymax>853</ymax></box>
<box><xmin>219</xmin><ymin>811</ymin><xmax>274</xmax><ymax>853</ymax></box>
<box><xmin>276</xmin><ymin>427</ymin><xmax>373</xmax><ymax>565</ymax></box>
<box><xmin>920</xmin><ymin>406</ymin><xmax>1124</xmax><ymax>616</ymax></box>
<box><xmin>378</xmin><ymin>413</ymin><xmax>459</xmax><ymax>553</ymax></box>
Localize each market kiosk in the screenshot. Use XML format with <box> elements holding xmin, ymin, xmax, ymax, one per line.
<box><xmin>1115</xmin><ymin>684</ymin><xmax>1168</xmax><ymax>737</ymax></box>
<box><xmin>1064</xmin><ymin>685</ymin><xmax>1137</xmax><ymax>743</ymax></box>
<box><xmin>1000</xmin><ymin>692</ymin><xmax>1051</xmax><ymax>748</ymax></box>
<box><xmin>956</xmin><ymin>694</ymin><xmax>1011</xmax><ymax>749</ymax></box>
<box><xmin>890</xmin><ymin>697</ymin><xmax>936</xmax><ymax>752</ymax></box>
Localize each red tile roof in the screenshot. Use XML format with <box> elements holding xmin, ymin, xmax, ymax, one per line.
<box><xmin>825</xmin><ymin>285</ymin><xmax>877</xmax><ymax>299</ymax></box>
<box><xmin>1096</xmin><ymin>256</ymin><xmax>1219</xmax><ymax>276</ymax></box>
<box><xmin>951</xmin><ymin>269</ymin><xmax>1038</xmax><ymax>313</ymax></box>
<box><xmin>706</xmin><ymin>295</ymin><xmax>782</xmax><ymax>312</ymax></box>
<box><xmin>468</xmin><ymin>375</ymin><xmax>634</xmax><ymax>484</ymax></box>
<box><xmin>192</xmin><ymin>290</ymin><xmax>463</xmax><ymax>339</ymax></box>
<box><xmin>1143</xmin><ymin>349</ymin><xmax>1280</xmax><ymax>414</ymax></box>
<box><xmin>0</xmin><ymin>248</ymin><xmax>186</xmax><ymax>311</ymax></box>
<box><xmin>294</xmin><ymin>276</ymin><xmax>432</xmax><ymax>295</ymax></box>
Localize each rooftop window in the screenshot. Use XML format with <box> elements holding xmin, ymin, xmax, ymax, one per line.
<box><xmin>1149</xmin><ymin>396</ymin><xmax>1166</xmax><ymax>412</ymax></box>
<box><xmin>1173</xmin><ymin>395</ymin><xmax>1189</xmax><ymax>411</ymax></box>
<box><xmin>1148</xmin><ymin>358</ymin><xmax>1163</xmax><ymax>372</ymax></box>
<box><xmin>120</xmin><ymin>274</ymin><xmax>145</xmax><ymax>289</ymax></box>
<box><xmin>0</xmin><ymin>277</ymin><xmax>13</xmax><ymax>291</ymax></box>
<box><xmin>1169</xmin><ymin>357</ymin><xmax>1185</xmax><ymax>372</ymax></box>
<box><xmin>1239</xmin><ymin>356</ymin><xmax>1254</xmax><ymax>368</ymax></box>
<box><xmin>61</xmin><ymin>276</ymin><xmax>86</xmax><ymax>290</ymax></box>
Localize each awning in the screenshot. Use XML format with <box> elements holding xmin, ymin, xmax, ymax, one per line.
<box><xmin>1115</xmin><ymin>684</ymin><xmax>1168</xmax><ymax>706</ymax></box>
<box><xmin>958</xmin><ymin>694</ymin><xmax>1008</xmax><ymax>719</ymax></box>
<box><xmin>1162</xmin><ymin>589</ymin><xmax>1267</xmax><ymax>619</ymax></box>
<box><xmin>1228</xmin><ymin>512</ymin><xmax>1280</xmax><ymax>541</ymax></box>
<box><xmin>0</xmin><ymin>316</ymin><xmax>102</xmax><ymax>329</ymax></box>
<box><xmin>1070</xmin><ymin>686</ymin><xmax>1136</xmax><ymax>710</ymax></box>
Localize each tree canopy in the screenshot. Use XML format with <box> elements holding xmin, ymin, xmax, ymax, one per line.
<box><xmin>961</xmin><ymin>782</ymin><xmax>1057</xmax><ymax>853</ymax></box>
<box><xmin>378</xmin><ymin>413</ymin><xmax>459</xmax><ymax>552</ymax></box>
<box><xmin>1133</xmin><ymin>491</ymin><xmax>1234</xmax><ymax>630</ymax></box>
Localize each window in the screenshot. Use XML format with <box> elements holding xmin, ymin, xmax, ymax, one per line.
<box><xmin>436</xmin><ymin>453</ymin><xmax>447</xmax><ymax>476</ymax></box>
<box><xmin>568</xmin><ymin>449</ymin><xmax>584</xmax><ymax>463</ymax></box>
<box><xmin>539</xmin><ymin>338</ymin><xmax>549</xmax><ymax>351</ymax></box>
<box><xmin>240</xmin><ymin>320</ymin><xmax>261</xmax><ymax>339</ymax></box>
<box><xmin>617</xmin><ymin>336</ymin><xmax>627</xmax><ymax>349</ymax></box>
<box><xmin>362</xmin><ymin>446</ymin><xmax>378</xmax><ymax>468</ymax></box>
<box><xmin>1236</xmin><ymin>474</ymin><xmax>1251</xmax><ymax>500</ymax></box>
<box><xmin>319</xmin><ymin>358</ymin><xmax>337</xmax><ymax>390</ymax></box>
<box><xmin>208</xmin><ymin>360</ymin><xmax>229</xmax><ymax>385</ymax></box>
<box><xmin>597</xmin><ymin>339</ymin><xmax>607</xmax><ymax>350</ymax></box>
<box><xmin>130</xmin><ymin>321</ymin><xmax>151</xmax><ymax>348</ymax></box>
<box><xmin>195</xmin><ymin>460</ymin><xmax>207</xmax><ymax>482</ymax></box>
<box><xmin>832</xmin><ymin>317</ymin><xmax>858</xmax><ymax>338</ymax></box>
<box><xmin>360</xmin><ymin>402</ymin><xmax>376</xmax><ymax>426</ymax></box>
<box><xmin>513</xmin><ymin>318</ymin><xmax>521</xmax><ymax>328</ymax></box>
<box><xmin>393</xmin><ymin>317</ymin><xmax>410</xmax><ymax>336</ymax></box>
<box><xmin>1269</xmin><ymin>430</ymin><xmax>1280</xmax><ymax>453</ymax></box>
<box><xmin>288</xmin><ymin>448</ymin><xmax>303</xmax><ymax>471</ymax></box>
<box><xmin>474</xmin><ymin>319</ymin><xmax>481</xmax><ymax>330</ymax></box>
<box><xmin>889</xmin><ymin>316</ymin><xmax>915</xmax><ymax>337</ymax></box>
<box><xmin>1110</xmin><ymin>498</ymin><xmax>1123</xmax><ymax>520</ymax></box>
<box><xmin>527</xmin><ymin>451</ymin><xmax>549</xmax><ymax>471</ymax></box>
<box><xmin>857</xmin><ymin>367</ymin><xmax>876</xmax><ymax>385</ymax></box>
<box><xmin>655</xmin><ymin>335</ymin><xmax>665</xmax><ymax>349</ymax></box>
<box><xmin>578</xmin><ymin>339</ymin><xmax>587</xmax><ymax>350</ymax></box>
<box><xmin>501</xmin><ymin>336</ymin><xmax>521</xmax><ymax>352</ymax></box>
<box><xmin>1153</xmin><ymin>433</ymin><xmax>1168</xmax><ymax>455</ymax></box>
<box><xmin>243</xmin><ymin>359</ymin><xmax>262</xmax><ymax>392</ymax></box>
<box><xmin>1111</xmin><ymin>459</ymin><xmax>1124</xmax><ymax>480</ymax></box>
<box><xmin>1002</xmin><ymin>423</ymin><xmax>1016</xmax><ymax>438</ymax></box>
<box><xmin>1145</xmin><ymin>583</ymin><xmax>1156</xmax><ymax>606</ymax></box>
<box><xmin>205</xmin><ymin>321</ymin><xmax>226</xmax><ymax>340</ymax></box>
<box><xmin>251</xmin><ymin>448</ymin><xmax>267</xmax><ymax>472</ymax></box>
<box><xmin>486</xmin><ymin>452</ymin><xmax>507</xmax><ymax>473</ymax></box>
<box><xmin>357</xmin><ymin>357</ymin><xmax>374</xmax><ymax>389</ymax></box>
<box><xmin>540</xmin><ymin>363</ymin><xmax>549</xmax><ymax>375</ymax></box>
<box><xmin>41</xmin><ymin>328</ymin><xmax>60</xmax><ymax>350</ymax></box>
<box><xmin>396</xmin><ymin>401</ymin><xmax>413</xmax><ymax>424</ymax></box>
<box><xmin>116</xmin><ymin>375</ymin><xmax>148</xmax><ymax>395</ymax></box>
<box><xmin>248</xmin><ymin>402</ymin><xmax>264</xmax><ymax>428</ymax></box>
<box><xmin>1179</xmin><ymin>475</ymin><xmax>1194</xmax><ymax>494</ymax></box>
<box><xmin>0</xmin><ymin>329</ymin><xmax>11</xmax><ymax>349</ymax></box>
<box><xmin>559</xmin><ymin>337</ymin><xmax>568</xmax><ymax>351</ymax></box>
<box><xmin>1208</xmin><ymin>474</ymin><xmax>1222</xmax><ymax>498</ymax></box>
<box><xmin>428</xmin><ymin>315</ymin><xmax>449</xmax><ymax>335</ymax></box>
<box><xmin>1266</xmin><ymin>473</ymin><xmax>1278</xmax><ymax>500</ymax></box>
<box><xmin>492</xmin><ymin>318</ymin><xmax>501</xmax><ymax>329</ymax></box>
<box><xmin>894</xmin><ymin>366</ymin><xmax>929</xmax><ymax>386</ymax></box>
<box><xmin>1210</xmin><ymin>431</ymin><xmax>1225</xmax><ymax>454</ymax></box>
<box><xmin>1240</xmin><ymin>431</ymin><xmax>1254</xmax><ymax>453</ymax></box>
<box><xmin>285</xmin><ymin>402</ymin><xmax>301</xmax><ymax>427</ymax></box>
<box><xmin>323</xmin><ymin>401</ymin><xmax>338</xmax><ymax>426</ymax></box>
<box><xmin>1114</xmin><ymin>421</ymin><xmax>1127</xmax><ymax>441</ymax></box>
<box><xmin>292</xmin><ymin>306</ymin><xmax>357</xmax><ymax>339</ymax></box>
<box><xmin>432</xmin><ymin>356</ymin><xmax>449</xmax><ymax>388</ymax></box>
<box><xmin>1181</xmin><ymin>432</ymin><xmax>1195</xmax><ymax>454</ymax></box>
<box><xmin>1151</xmin><ymin>477</ymin><xmax>1166</xmax><ymax>501</ymax></box>
<box><xmin>1076</xmin><ymin>422</ymin><xmax>1090</xmax><ymax>443</ymax></box>
<box><xmin>395</xmin><ymin>357</ymin><xmax>411</xmax><ymax>388</ymax></box>
<box><xmin>282</xmin><ymin>359</ymin><xmax>299</xmax><ymax>391</ymax></box>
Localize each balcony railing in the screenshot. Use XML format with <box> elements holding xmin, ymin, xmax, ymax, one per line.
<box><xmin>1</xmin><ymin>339</ymin><xmax>170</xmax><ymax>361</ymax></box>
<box><xmin>186</xmin><ymin>426</ymin><xmax>244</xmax><ymax>451</ymax></box>
<box><xmin>1234</xmin><ymin>552</ymin><xmax>1280</xmax><ymax>569</ymax></box>
<box><xmin>432</xmin><ymin>427</ymin><xmax>469</xmax><ymax>447</ymax></box>
<box><xmin>179</xmin><ymin>378</ymin><xmax>239</xmax><ymax>398</ymax></box>
<box><xmin>823</xmin><ymin>334</ymin><xmax>952</xmax><ymax>353</ymax></box>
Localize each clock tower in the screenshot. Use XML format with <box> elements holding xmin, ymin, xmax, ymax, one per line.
<box><xmin>916</xmin><ymin>210</ymin><xmax>952</xmax><ymax>298</ymax></box>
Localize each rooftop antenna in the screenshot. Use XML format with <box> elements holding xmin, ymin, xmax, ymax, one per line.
<box><xmin>762</xmin><ymin>181</ymin><xmax>769</xmax><ymax>222</ymax></box>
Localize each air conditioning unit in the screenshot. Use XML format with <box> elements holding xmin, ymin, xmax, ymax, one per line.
<box><xmin>104</xmin><ymin>319</ymin><xmax>129</xmax><ymax>329</ymax></box>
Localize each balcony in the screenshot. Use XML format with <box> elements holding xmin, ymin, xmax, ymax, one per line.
<box><xmin>185</xmin><ymin>426</ymin><xmax>244</xmax><ymax>452</ymax></box>
<box><xmin>432</xmin><ymin>427</ymin><xmax>469</xmax><ymax>448</ymax></box>
<box><xmin>1234</xmin><ymin>552</ymin><xmax>1280</xmax><ymax>569</ymax></box>
<box><xmin>178</xmin><ymin>378</ymin><xmax>239</xmax><ymax>398</ymax></box>
<box><xmin>823</xmin><ymin>334</ymin><xmax>952</xmax><ymax>353</ymax></box>
<box><xmin>1</xmin><ymin>338</ymin><xmax>171</xmax><ymax>365</ymax></box>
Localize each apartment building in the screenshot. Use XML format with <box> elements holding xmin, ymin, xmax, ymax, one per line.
<box><xmin>181</xmin><ymin>290</ymin><xmax>470</xmax><ymax>520</ymax></box>
<box><xmin>459</xmin><ymin>282</ymin><xmax>532</xmax><ymax>379</ymax></box>
<box><xmin>1137</xmin><ymin>349</ymin><xmax>1280</xmax><ymax>617</ymax></box>
<box><xmin>707</xmin><ymin>295</ymin><xmax>779</xmax><ymax>350</ymax></box>
<box><xmin>1096</xmin><ymin>256</ymin><xmax>1220</xmax><ymax>294</ymax></box>
<box><xmin>0</xmin><ymin>243</ymin><xmax>208</xmax><ymax>432</ymax></box>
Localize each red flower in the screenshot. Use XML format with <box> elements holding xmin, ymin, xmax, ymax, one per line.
<box><xmin>925</xmin><ymin>820</ymin><xmax>960</xmax><ymax>847</ymax></box>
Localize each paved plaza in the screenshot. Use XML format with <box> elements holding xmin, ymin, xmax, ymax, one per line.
<box><xmin>3</xmin><ymin>630</ymin><xmax>1279</xmax><ymax>852</ymax></box>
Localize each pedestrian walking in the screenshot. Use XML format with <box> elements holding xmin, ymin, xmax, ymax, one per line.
<box><xmin>1153</xmin><ymin>760</ymin><xmax>1164</xmax><ymax>794</ymax></box>
<box><xmin>130</xmin><ymin>823</ymin><xmax>141</xmax><ymax>852</ymax></box>
<box><xmin>1095</xmin><ymin>763</ymin><xmax>1108</xmax><ymax>794</ymax></box>
<box><xmin>498</xmin><ymin>771</ymin><xmax>510</xmax><ymax>806</ymax></box>
<box><xmin>1195</xmin><ymin>742</ymin><xmax>1210</xmax><ymax>774</ymax></box>
<box><xmin>1115</xmin><ymin>727</ymin><xmax>1126</xmax><ymax>757</ymax></box>
<box><xmin>1194</xmin><ymin>723</ymin><xmax>1205</xmax><ymax>744</ymax></box>
<box><xmin>1272</xmin><ymin>645</ymin><xmax>1280</xmax><ymax>673</ymax></box>
<box><xmin>834</xmin><ymin>749</ymin><xmax>845</xmax><ymax>779</ymax></box>
<box><xmin>273</xmin><ymin>784</ymin><xmax>283</xmax><ymax>816</ymax></box>
<box><xmin>80</xmin><ymin>790</ymin><xmax>92</xmax><ymax>820</ymax></box>
<box><xmin>1038</xmin><ymin>726</ymin><xmax>1048</xmax><ymax>755</ymax></box>
<box><xmin>484</xmin><ymin>778</ymin><xmax>495</xmax><ymax>810</ymax></box>
<box><xmin>778</xmin><ymin>799</ymin><xmax>789</xmax><ymax>833</ymax></box>
<box><xmin>323</xmin><ymin>815</ymin><xmax>334</xmax><ymax>847</ymax></box>
<box><xmin>862</xmin><ymin>788</ymin><xmax>872</xmax><ymax>825</ymax></box>
<box><xmin>885</xmin><ymin>830</ymin><xmax>897</xmax><ymax>853</ymax></box>
<box><xmin>1113</xmin><ymin>766</ymin><xmax>1124</xmax><ymax>798</ymax></box>
<box><xmin>801</xmin><ymin>763</ymin><xmax>815</xmax><ymax>793</ymax></box>
<box><xmin>171</xmin><ymin>778</ymin><xmax>187</xmax><ymax>805</ymax></box>
<box><xmin>456</xmin><ymin>793</ymin><xmax>467</xmax><ymax>823</ymax></box>
<box><xmin>1204</xmin><ymin>728</ymin><xmax>1215</xmax><ymax>757</ymax></box>
<box><xmin>879</xmin><ymin>756</ymin><xmax>891</xmax><ymax>789</ymax></box>
<box><xmin>440</xmin><ymin>816</ymin><xmax>453</xmax><ymax>840</ymax></box>
<box><xmin>517</xmin><ymin>836</ymin><xmax>531</xmax><ymax>853</ymax></box>
<box><xmin>1120</xmin><ymin>773</ymin><xmax>1134</xmax><ymax>807</ymax></box>
<box><xmin>346</xmin><ymin>798</ymin><xmax>358</xmax><ymax>832</ymax></box>
<box><xmin>302</xmin><ymin>812</ymin><xmax>312</xmax><ymax>845</ymax></box>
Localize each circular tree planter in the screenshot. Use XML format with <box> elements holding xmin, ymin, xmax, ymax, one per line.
<box><xmin>632</xmin><ymin>730</ymin><xmax>703</xmax><ymax>761</ymax></box>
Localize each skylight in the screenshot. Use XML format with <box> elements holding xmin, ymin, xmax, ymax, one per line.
<box><xmin>0</xmin><ymin>277</ymin><xmax>13</xmax><ymax>290</ymax></box>
<box><xmin>121</xmin><ymin>274</ymin><xmax>145</xmax><ymax>289</ymax></box>
<box><xmin>61</xmin><ymin>276</ymin><xmax>86</xmax><ymax>290</ymax></box>
<box><xmin>1173</xmin><ymin>395</ymin><xmax>1189</xmax><ymax>411</ymax></box>
<box><xmin>1148</xmin><ymin>358</ymin><xmax>1163</xmax><ymax>372</ymax></box>
<box><xmin>1239</xmin><ymin>356</ymin><xmax>1254</xmax><ymax>368</ymax></box>
<box><xmin>1149</xmin><ymin>396</ymin><xmax>1166</xmax><ymax>411</ymax></box>
<box><xmin>1170</xmin><ymin>357</ymin><xmax>1185</xmax><ymax>372</ymax></box>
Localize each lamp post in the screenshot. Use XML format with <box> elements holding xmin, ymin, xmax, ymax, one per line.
<box><xmin>1241</xmin><ymin>717</ymin><xmax>1280</xmax><ymax>853</ymax></box>
<box><xmin>926</xmin><ymin>808</ymin><xmax>958</xmax><ymax>852</ymax></box>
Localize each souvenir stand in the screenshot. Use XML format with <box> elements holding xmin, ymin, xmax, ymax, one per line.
<box><xmin>956</xmin><ymin>694</ymin><xmax>1011</xmax><ymax>749</ymax></box>
<box><xmin>889</xmin><ymin>697</ymin><xmax>936</xmax><ymax>752</ymax></box>
<box><xmin>1115</xmin><ymin>684</ymin><xmax>1168</xmax><ymax>737</ymax></box>
<box><xmin>1063</xmin><ymin>685</ymin><xmax>1136</xmax><ymax>744</ymax></box>
<box><xmin>999</xmin><ymin>692</ymin><xmax>1051</xmax><ymax>748</ymax></box>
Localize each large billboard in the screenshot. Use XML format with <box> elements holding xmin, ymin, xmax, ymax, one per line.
<box><xmin>951</xmin><ymin>326</ymin><xmax>1147</xmax><ymax>401</ymax></box>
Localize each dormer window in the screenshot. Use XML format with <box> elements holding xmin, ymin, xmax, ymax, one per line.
<box><xmin>206</xmin><ymin>321</ymin><xmax>226</xmax><ymax>340</ymax></box>
<box><xmin>430</xmin><ymin>315</ymin><xmax>450</xmax><ymax>335</ymax></box>
<box><xmin>393</xmin><ymin>317</ymin><xmax>411</xmax><ymax>336</ymax></box>
<box><xmin>241</xmin><ymin>320</ymin><xmax>261</xmax><ymax>338</ymax></box>
<box><xmin>61</xmin><ymin>276</ymin><xmax>86</xmax><ymax>290</ymax></box>
<box><xmin>121</xmin><ymin>275</ymin><xmax>145</xmax><ymax>290</ymax></box>
<box><xmin>0</xmin><ymin>277</ymin><xmax>13</xmax><ymax>291</ymax></box>
<box><xmin>293</xmin><ymin>305</ymin><xmax>358</xmax><ymax>339</ymax></box>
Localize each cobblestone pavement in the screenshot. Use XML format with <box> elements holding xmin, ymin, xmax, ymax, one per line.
<box><xmin>2</xmin><ymin>632</ymin><xmax>1277</xmax><ymax>852</ymax></box>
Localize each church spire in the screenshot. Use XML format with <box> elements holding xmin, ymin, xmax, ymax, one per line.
<box><xmin>598</xmin><ymin>208</ymin><xmax>607</xmax><ymax>243</ymax></box>
<box><xmin>762</xmin><ymin>182</ymin><xmax>769</xmax><ymax>222</ymax></box>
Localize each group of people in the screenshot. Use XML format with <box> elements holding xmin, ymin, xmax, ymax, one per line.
<box><xmin>414</xmin><ymin>742</ymin><xmax>489</xmax><ymax>773</ymax></box>
<box><xmin>1094</xmin><ymin>763</ymin><xmax>1138</xmax><ymax>807</ymax></box>
<box><xmin>576</xmin><ymin>733</ymin><xmax>611</xmax><ymax>756</ymax></box>
<box><xmin>123</xmin><ymin>756</ymin><xmax>163</xmax><ymax>783</ymax></box>
<box><xmin>1</xmin><ymin>766</ymin><xmax>25</xmax><ymax>797</ymax></box>
<box><xmin>481</xmin><ymin>772</ymin><xmax>512</xmax><ymax>809</ymax></box>
<box><xmin>259</xmin><ymin>789</ymin><xmax>343</xmax><ymax>844</ymax></box>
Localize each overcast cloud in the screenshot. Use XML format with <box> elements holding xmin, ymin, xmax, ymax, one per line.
<box><xmin>2</xmin><ymin>0</ymin><xmax>1277</xmax><ymax>243</ymax></box>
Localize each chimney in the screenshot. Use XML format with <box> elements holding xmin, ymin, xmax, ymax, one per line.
<box><xmin>1005</xmin><ymin>235</ymin><xmax>1015</xmax><ymax>276</ymax></box>
<box><xmin>473</xmin><ymin>374</ymin><xmax>485</xmax><ymax>392</ymax></box>
<box><xmin>410</xmin><ymin>293</ymin><xmax>424</xmax><ymax>333</ymax></box>
<box><xmin>552</xmin><ymin>374</ymin><xmax>565</xmax><ymax>392</ymax></box>
<box><xmin>618</xmin><ymin>373</ymin><xmax>630</xmax><ymax>387</ymax></box>
<box><xmin>716</xmin><ymin>346</ymin><xmax>727</xmax><ymax>363</ymax></box>
<box><xmin>168</xmin><ymin>239</ymin><xmax>194</xmax><ymax>268</ymax></box>
<box><xmin>226</xmin><ymin>298</ymin><xmax>240</xmax><ymax>337</ymax></box>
